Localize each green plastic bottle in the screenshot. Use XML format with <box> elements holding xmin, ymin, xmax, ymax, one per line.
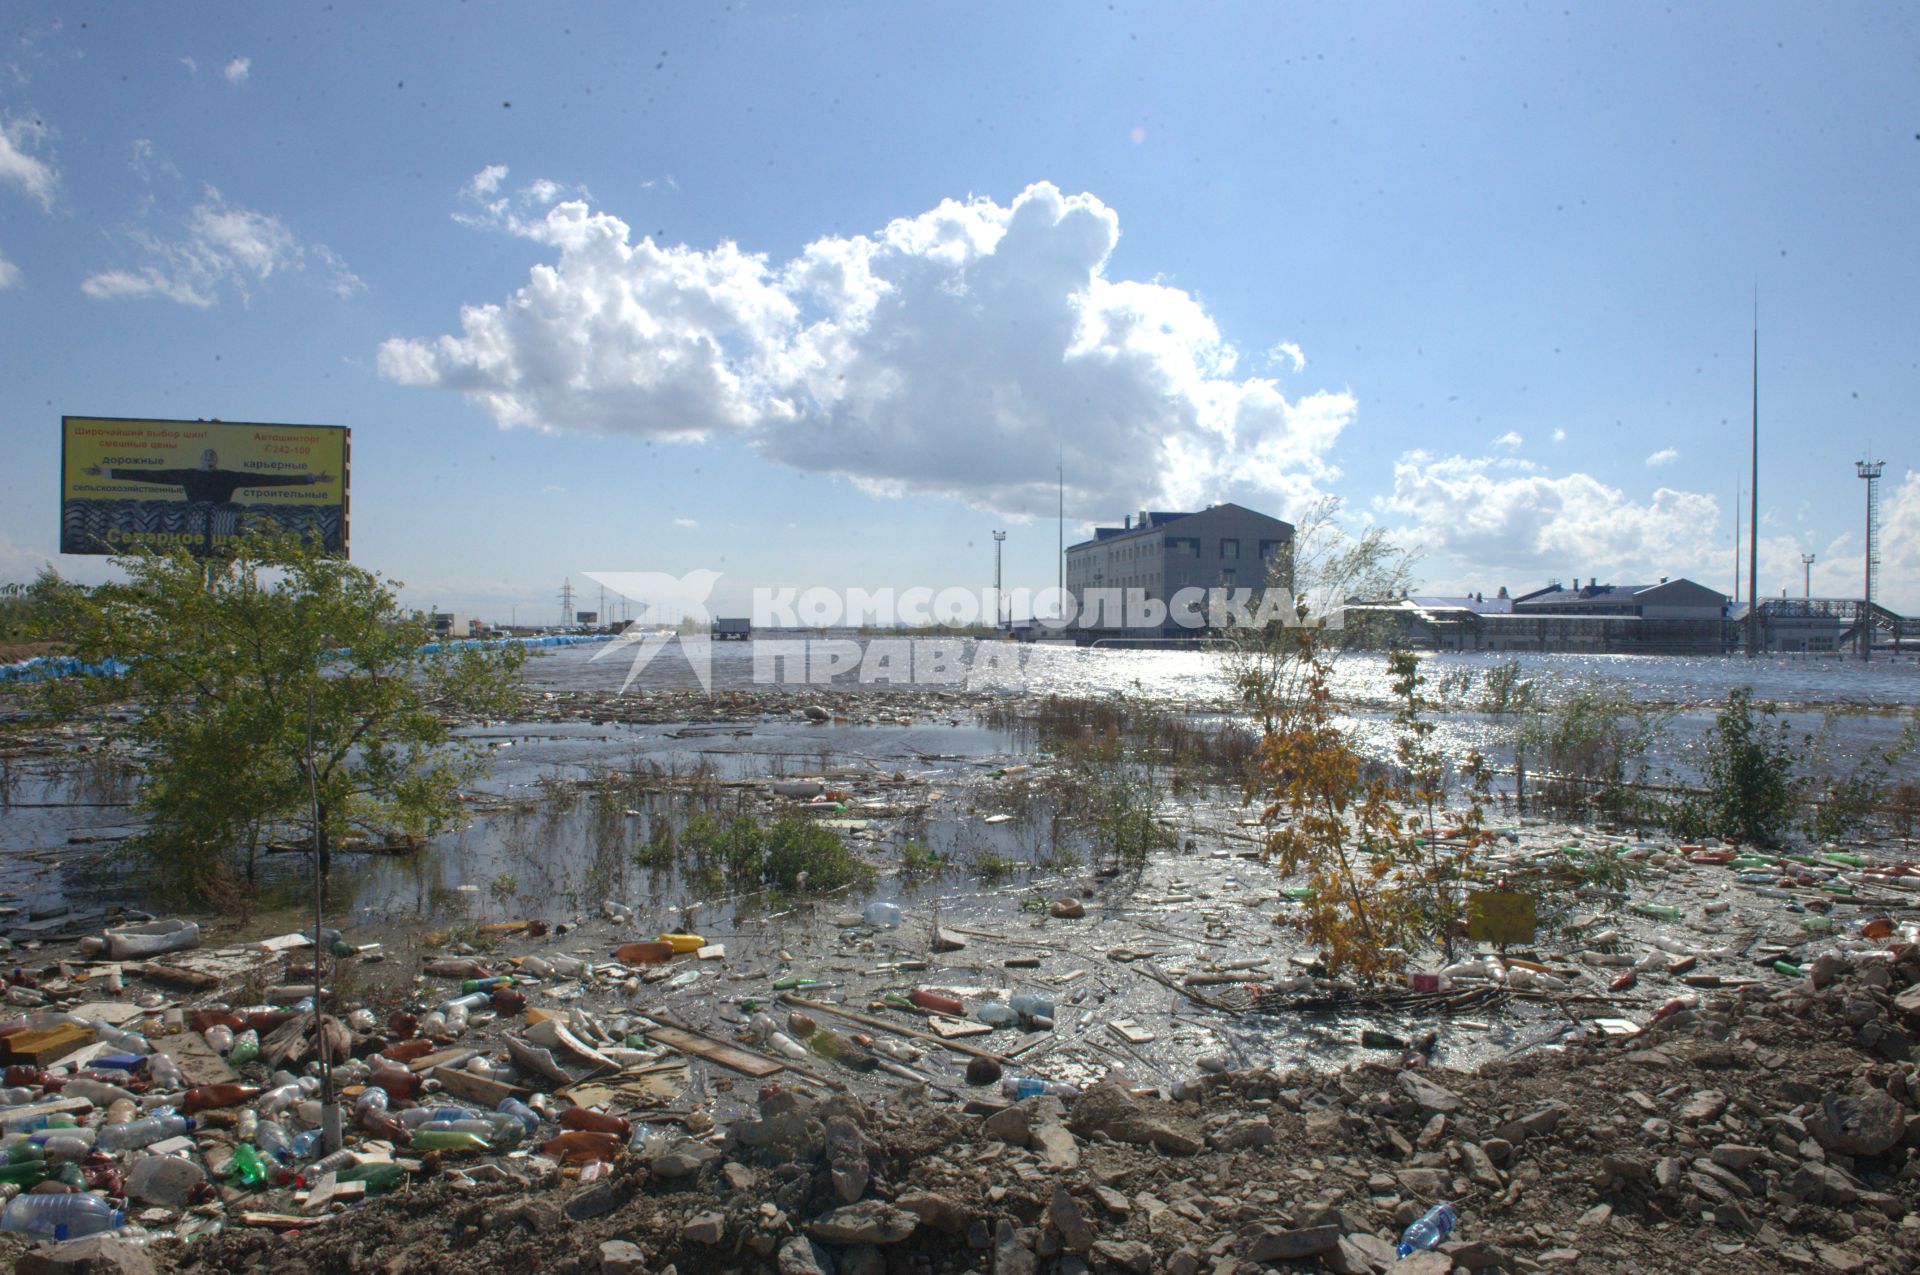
<box><xmin>6</xmin><ymin>1144</ymin><xmax>46</xmax><ymax>1166</ymax></box>
<box><xmin>228</xmin><ymin>1029</ymin><xmax>260</xmax><ymax>1066</ymax></box>
<box><xmin>1823</xmin><ymin>852</ymin><xmax>1864</xmax><ymax>868</ymax></box>
<box><xmin>772</xmin><ymin>977</ymin><xmax>821</xmax><ymax>991</ymax></box>
<box><xmin>337</xmin><ymin>1162</ymin><xmax>407</xmax><ymax>1193</ymax></box>
<box><xmin>1773</xmin><ymin>960</ymin><xmax>1805</xmax><ymax>977</ymax></box>
<box><xmin>1281</xmin><ymin>885</ymin><xmax>1316</xmax><ymax>900</ymax></box>
<box><xmin>1799</xmin><ymin>916</ymin><xmax>1833</xmax><ymax>933</ymax></box>
<box><xmin>230</xmin><ymin>1143</ymin><xmax>269</xmax><ymax>1188</ymax></box>
<box><xmin>0</xmin><ymin>1161</ymin><xmax>48</xmax><ymax>1187</ymax></box>
<box><xmin>1630</xmin><ymin>902</ymin><xmax>1681</xmax><ymax>921</ymax></box>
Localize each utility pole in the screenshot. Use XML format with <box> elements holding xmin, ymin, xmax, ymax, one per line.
<box><xmin>1857</xmin><ymin>459</ymin><xmax>1883</xmax><ymax>662</ymax></box>
<box><xmin>1745</xmin><ymin>302</ymin><xmax>1759</xmax><ymax>659</ymax></box>
<box><xmin>1801</xmin><ymin>553</ymin><xmax>1814</xmax><ymax>600</ymax></box>
<box><xmin>992</xmin><ymin>530</ymin><xmax>1006</xmax><ymax>632</ymax></box>
<box><xmin>558</xmin><ymin>576</ymin><xmax>575</xmax><ymax>628</ymax></box>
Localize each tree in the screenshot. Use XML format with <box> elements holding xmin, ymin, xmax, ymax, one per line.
<box><xmin>34</xmin><ymin>536</ymin><xmax>524</xmax><ymax>897</ymax></box>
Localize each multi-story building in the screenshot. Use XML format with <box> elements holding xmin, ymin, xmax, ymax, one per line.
<box><xmin>1063</xmin><ymin>503</ymin><xmax>1294</xmax><ymax>641</ymax></box>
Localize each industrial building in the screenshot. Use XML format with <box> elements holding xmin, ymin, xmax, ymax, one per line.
<box><xmin>1348</xmin><ymin>578</ymin><xmax>1731</xmax><ymax>653</ymax></box>
<box><xmin>1063</xmin><ymin>504</ymin><xmax>1294</xmax><ymax>642</ymax></box>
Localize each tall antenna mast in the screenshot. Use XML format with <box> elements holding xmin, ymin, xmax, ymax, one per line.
<box><xmin>1745</xmin><ymin>292</ymin><xmax>1759</xmax><ymax>658</ymax></box>
<box><xmin>1857</xmin><ymin>457</ymin><xmax>1884</xmax><ymax>662</ymax></box>
<box><xmin>1057</xmin><ymin>449</ymin><xmax>1064</xmax><ymax>617</ymax></box>
<box><xmin>1732</xmin><ymin>488</ymin><xmax>1741</xmax><ymax>606</ymax></box>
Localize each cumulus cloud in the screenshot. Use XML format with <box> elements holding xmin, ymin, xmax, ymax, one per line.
<box><xmin>82</xmin><ymin>186</ymin><xmax>362</xmax><ymax>307</ymax></box>
<box><xmin>672</xmin><ymin>517</ymin><xmax>698</xmax><ymax>528</ymax></box>
<box><xmin>1645</xmin><ymin>447</ymin><xmax>1678</xmax><ymax>467</ymax></box>
<box><xmin>0</xmin><ymin>116</ymin><xmax>56</xmax><ymax>210</ymax></box>
<box><xmin>1268</xmin><ymin>341</ymin><xmax>1305</xmax><ymax>372</ymax></box>
<box><xmin>1382</xmin><ymin>451</ymin><xmax>1723</xmax><ymax>589</ymax></box>
<box><xmin>0</xmin><ymin>251</ymin><xmax>18</xmax><ymax>289</ymax></box>
<box><xmin>1551</xmin><ymin>428</ymin><xmax>1567</xmax><ymax>443</ymax></box>
<box><xmin>380</xmin><ymin>177</ymin><xmax>1356</xmax><ymax>518</ymax></box>
<box><xmin>1493</xmin><ymin>431</ymin><xmax>1523</xmax><ymax>451</ymax></box>
<box><xmin>222</xmin><ymin>57</ymin><xmax>250</xmax><ymax>84</ymax></box>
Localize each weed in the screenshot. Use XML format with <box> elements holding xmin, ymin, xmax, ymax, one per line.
<box><xmin>487</xmin><ymin>872</ymin><xmax>519</xmax><ymax>908</ymax></box>
<box><xmin>971</xmin><ymin>849</ymin><xmax>1021</xmax><ymax>881</ymax></box>
<box><xmin>898</xmin><ymin>840</ymin><xmax>947</xmax><ymax>878</ymax></box>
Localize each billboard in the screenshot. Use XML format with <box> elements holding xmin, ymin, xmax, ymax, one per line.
<box><xmin>60</xmin><ymin>417</ymin><xmax>350</xmax><ymax>557</ymax></box>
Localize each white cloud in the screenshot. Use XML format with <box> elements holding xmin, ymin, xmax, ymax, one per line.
<box><xmin>0</xmin><ymin>251</ymin><xmax>18</xmax><ymax>289</ymax></box>
<box><xmin>179</xmin><ymin>56</ymin><xmax>198</xmax><ymax>77</ymax></box>
<box><xmin>1645</xmin><ymin>447</ymin><xmax>1679</xmax><ymax>467</ymax></box>
<box><xmin>1551</xmin><ymin>428</ymin><xmax>1567</xmax><ymax>443</ymax></box>
<box><xmin>1268</xmin><ymin>341</ymin><xmax>1305</xmax><ymax>372</ymax></box>
<box><xmin>81</xmin><ymin>186</ymin><xmax>362</xmax><ymax>307</ymax></box>
<box><xmin>0</xmin><ymin>116</ymin><xmax>56</xmax><ymax>210</ymax></box>
<box><xmin>1382</xmin><ymin>451</ymin><xmax>1723</xmax><ymax>590</ymax></box>
<box><xmin>382</xmin><ymin>180</ymin><xmax>1355</xmax><ymax>519</ymax></box>
<box><xmin>672</xmin><ymin>517</ymin><xmax>698</xmax><ymax>528</ymax></box>
<box><xmin>222</xmin><ymin>57</ymin><xmax>250</xmax><ymax>84</ymax></box>
<box><xmin>1493</xmin><ymin>431</ymin><xmax>1523</xmax><ymax>451</ymax></box>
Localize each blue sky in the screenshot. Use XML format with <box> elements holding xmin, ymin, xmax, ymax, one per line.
<box><xmin>3</xmin><ymin>2</ymin><xmax>1917</xmax><ymax>618</ymax></box>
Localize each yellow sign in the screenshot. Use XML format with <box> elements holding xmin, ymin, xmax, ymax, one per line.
<box><xmin>1466</xmin><ymin>891</ymin><xmax>1537</xmax><ymax>945</ymax></box>
<box><xmin>60</xmin><ymin>416</ymin><xmax>350</xmax><ymax>557</ymax></box>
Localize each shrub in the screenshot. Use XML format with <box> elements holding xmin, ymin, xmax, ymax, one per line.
<box><xmin>1675</xmin><ymin>687</ymin><xmax>1798</xmax><ymax>846</ymax></box>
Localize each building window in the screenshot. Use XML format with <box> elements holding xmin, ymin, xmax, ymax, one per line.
<box><xmin>1260</xmin><ymin>539</ymin><xmax>1284</xmax><ymax>559</ymax></box>
<box><xmin>1169</xmin><ymin>537</ymin><xmax>1199</xmax><ymax>556</ymax></box>
<box><xmin>1220</xmin><ymin>568</ymin><xmax>1237</xmax><ymax>588</ymax></box>
<box><xmin>1220</xmin><ymin>539</ymin><xmax>1239</xmax><ymax>559</ymax></box>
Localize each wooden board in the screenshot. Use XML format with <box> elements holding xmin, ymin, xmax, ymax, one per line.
<box><xmin>642</xmin><ymin>1023</ymin><xmax>784</xmax><ymax>1077</ymax></box>
<box><xmin>429</xmin><ymin>1064</ymin><xmax>529</xmax><ymax>1107</ymax></box>
<box><xmin>153</xmin><ymin>1029</ymin><xmax>239</xmax><ymax>1086</ymax></box>
<box><xmin>1</xmin><ymin>1023</ymin><xmax>93</xmax><ymax>1066</ymax></box>
<box><xmin>408</xmin><ymin>1047</ymin><xmax>478</xmax><ymax>1074</ymax></box>
<box><xmin>927</xmin><ymin>1016</ymin><xmax>993</xmax><ymax>1039</ymax></box>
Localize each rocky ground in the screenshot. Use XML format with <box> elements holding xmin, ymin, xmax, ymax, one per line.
<box><xmin>16</xmin><ymin>942</ymin><xmax>1908</xmax><ymax>1275</ymax></box>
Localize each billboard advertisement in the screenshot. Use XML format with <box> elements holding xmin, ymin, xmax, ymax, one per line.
<box><xmin>60</xmin><ymin>417</ymin><xmax>350</xmax><ymax>558</ymax></box>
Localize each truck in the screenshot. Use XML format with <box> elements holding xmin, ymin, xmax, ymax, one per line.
<box><xmin>713</xmin><ymin>617</ymin><xmax>751</xmax><ymax>641</ymax></box>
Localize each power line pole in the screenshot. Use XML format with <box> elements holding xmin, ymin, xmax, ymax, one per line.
<box><xmin>558</xmin><ymin>576</ymin><xmax>575</xmax><ymax>628</ymax></box>
<box><xmin>1857</xmin><ymin>458</ymin><xmax>1883</xmax><ymax>663</ymax></box>
<box><xmin>1801</xmin><ymin>552</ymin><xmax>1814</xmax><ymax>600</ymax></box>
<box><xmin>1745</xmin><ymin>302</ymin><xmax>1759</xmax><ymax>659</ymax></box>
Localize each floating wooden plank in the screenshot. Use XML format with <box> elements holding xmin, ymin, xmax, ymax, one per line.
<box><xmin>408</xmin><ymin>1047</ymin><xmax>479</xmax><ymax>1074</ymax></box>
<box><xmin>1109</xmin><ymin>1019</ymin><xmax>1157</xmax><ymax>1045</ymax></box>
<box><xmin>235</xmin><ymin>1211</ymin><xmax>324</xmax><ymax>1230</ymax></box>
<box><xmin>928</xmin><ymin>1016</ymin><xmax>993</xmax><ymax>1039</ymax></box>
<box><xmin>780</xmin><ymin>995</ymin><xmax>1011</xmax><ymax>1067</ymax></box>
<box><xmin>641</xmin><ymin>1023</ymin><xmax>784</xmax><ymax>1078</ymax></box>
<box><xmin>429</xmin><ymin>1064</ymin><xmax>528</xmax><ymax>1107</ymax></box>
<box><xmin>0</xmin><ymin>1023</ymin><xmax>94</xmax><ymax>1066</ymax></box>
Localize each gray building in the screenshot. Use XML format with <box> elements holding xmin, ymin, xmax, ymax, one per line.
<box><xmin>1347</xmin><ymin>577</ymin><xmax>1731</xmax><ymax>652</ymax></box>
<box><xmin>1064</xmin><ymin>503</ymin><xmax>1294</xmax><ymax>641</ymax></box>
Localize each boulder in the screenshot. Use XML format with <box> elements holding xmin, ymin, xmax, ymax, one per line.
<box><xmin>1067</xmin><ymin>1080</ymin><xmax>1202</xmax><ymax>1154</ymax></box>
<box><xmin>807</xmin><ymin>1201</ymin><xmax>919</xmax><ymax>1245</ymax></box>
<box><xmin>17</xmin><ymin>1237</ymin><xmax>157</xmax><ymax>1275</ymax></box>
<box><xmin>1808</xmin><ymin>1091</ymin><xmax>1905</xmax><ymax>1157</ymax></box>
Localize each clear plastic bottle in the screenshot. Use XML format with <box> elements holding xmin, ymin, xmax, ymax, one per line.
<box><xmin>862</xmin><ymin>900</ymin><xmax>902</xmax><ymax>928</ymax></box>
<box><xmin>97</xmin><ymin>1113</ymin><xmax>192</xmax><ymax>1153</ymax></box>
<box><xmin>61</xmin><ymin>1078</ymin><xmax>136</xmax><ymax>1107</ymax></box>
<box><xmin>1</xmin><ymin>1191</ymin><xmax>126</xmax><ymax>1240</ymax></box>
<box><xmin>203</xmin><ymin>1024</ymin><xmax>234</xmax><ymax>1054</ymax></box>
<box><xmin>255</xmin><ymin>1119</ymin><xmax>293</xmax><ymax>1163</ymax></box>
<box><xmin>85</xmin><ymin>1020</ymin><xmax>151</xmax><ymax>1055</ymax></box>
<box><xmin>496</xmin><ymin>1097</ymin><xmax>542</xmax><ymax>1133</ymax></box>
<box><xmin>1396</xmin><ymin>1202</ymin><xmax>1457</xmax><ymax>1257</ymax></box>
<box><xmin>228</xmin><ymin>1030</ymin><xmax>260</xmax><ymax>1066</ymax></box>
<box><xmin>145</xmin><ymin>1053</ymin><xmax>183</xmax><ymax>1090</ymax></box>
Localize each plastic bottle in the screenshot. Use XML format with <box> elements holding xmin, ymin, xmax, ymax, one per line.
<box><xmin>496</xmin><ymin>1098</ymin><xmax>542</xmax><ymax>1134</ymax></box>
<box><xmin>255</xmin><ymin>1120</ymin><xmax>293</xmax><ymax>1163</ymax></box>
<box><xmin>145</xmin><ymin>1053</ymin><xmax>183</xmax><ymax>1090</ymax></box>
<box><xmin>260</xmin><ymin>1078</ymin><xmax>318</xmax><ymax>1116</ymax></box>
<box><xmin>1630</xmin><ymin>902</ymin><xmax>1681</xmax><ymax>921</ymax></box>
<box><xmin>977</xmin><ymin>1002</ymin><xmax>1018</xmax><ymax>1027</ymax></box>
<box><xmin>862</xmin><ymin>901</ymin><xmax>902</xmax><ymax>929</ymax></box>
<box><xmin>1397</xmin><ymin>1202</ymin><xmax>1457</xmax><ymax>1257</ymax></box>
<box><xmin>229</xmin><ymin>1143</ymin><xmax>269</xmax><ymax>1188</ymax></box>
<box><xmin>0</xmin><ymin>1161</ymin><xmax>48</xmax><ymax>1187</ymax></box>
<box><xmin>227</xmin><ymin>1029</ymin><xmax>261</xmax><ymax>1066</ymax></box>
<box><xmin>1009</xmin><ymin>993</ymin><xmax>1054</xmax><ymax>1020</ymax></box>
<box><xmin>1</xmin><ymin>1192</ymin><xmax>125</xmax><ymax>1240</ymax></box>
<box><xmin>410</xmin><ymin>1128</ymin><xmax>491</xmax><ymax>1153</ymax></box>
<box><xmin>337</xmin><ymin>1162</ymin><xmax>407</xmax><ymax>1194</ymax></box>
<box><xmin>289</xmin><ymin>1128</ymin><xmax>322</xmax><ymax>1162</ymax></box>
<box><xmin>204</xmin><ymin>1024</ymin><xmax>235</xmax><ymax>1054</ymax></box>
<box><xmin>98</xmin><ymin>1113</ymin><xmax>192</xmax><ymax>1153</ymax></box>
<box><xmin>444</xmin><ymin>992</ymin><xmax>491</xmax><ymax>1013</ymax></box>
<box><xmin>540</xmin><ymin>1130</ymin><xmax>621</xmax><ymax>1163</ymax></box>
<box><xmin>1001</xmin><ymin>1076</ymin><xmax>1080</xmax><ymax>1100</ymax></box>
<box><xmin>460</xmin><ymin>977</ymin><xmax>509</xmax><ymax>994</ymax></box>
<box><xmin>520</xmin><ymin>956</ymin><xmax>555</xmax><ymax>978</ymax></box>
<box><xmin>367</xmin><ymin>1069</ymin><xmax>428</xmax><ymax>1101</ymax></box>
<box><xmin>910</xmin><ymin>989</ymin><xmax>963</xmax><ymax>1016</ymax></box>
<box><xmin>61</xmin><ymin>1078</ymin><xmax>136</xmax><ymax>1107</ymax></box>
<box><xmin>560</xmin><ymin>1107</ymin><xmax>631</xmax><ymax>1138</ymax></box>
<box><xmin>85</xmin><ymin>1020</ymin><xmax>151</xmax><ymax>1055</ymax></box>
<box><xmin>183</xmin><ymin>1083</ymin><xmax>261</xmax><ymax>1114</ymax></box>
<box><xmin>127</xmin><ymin>1153</ymin><xmax>205</xmax><ymax>1207</ymax></box>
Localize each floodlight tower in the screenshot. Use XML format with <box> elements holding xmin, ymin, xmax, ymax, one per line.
<box><xmin>992</xmin><ymin>530</ymin><xmax>1007</xmax><ymax>631</ymax></box>
<box><xmin>1857</xmin><ymin>459</ymin><xmax>1884</xmax><ymax>662</ymax></box>
<box><xmin>1800</xmin><ymin>552</ymin><xmax>1814</xmax><ymax>600</ymax></box>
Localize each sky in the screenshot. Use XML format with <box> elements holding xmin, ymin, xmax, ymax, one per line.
<box><xmin>3</xmin><ymin>2</ymin><xmax>1918</xmax><ymax>620</ymax></box>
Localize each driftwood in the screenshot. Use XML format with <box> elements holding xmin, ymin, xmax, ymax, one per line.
<box><xmin>261</xmin><ymin>1012</ymin><xmax>352</xmax><ymax>1071</ymax></box>
<box><xmin>1129</xmin><ymin>962</ymin><xmax>1508</xmax><ymax>1017</ymax></box>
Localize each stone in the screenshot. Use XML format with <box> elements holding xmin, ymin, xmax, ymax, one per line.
<box><xmin>824</xmin><ymin>1115</ymin><xmax>874</xmax><ymax>1203</ymax></box>
<box><xmin>683</xmin><ymin>1212</ymin><xmax>726</xmax><ymax>1244</ymax></box>
<box><xmin>1093</xmin><ymin>1184</ymin><xmax>1131</xmax><ymax>1214</ymax></box>
<box><xmin>566</xmin><ymin>1181</ymin><xmax>626</xmax><ymax>1221</ymax></box>
<box><xmin>1578</xmin><ymin>1203</ymin><xmax>1613</xmax><ymax>1227</ymax></box>
<box><xmin>1815</xmin><ymin>1245</ymin><xmax>1869</xmax><ymax>1273</ymax></box>
<box><xmin>1395</xmin><ymin>1254</ymin><xmax>1452</xmax><ymax>1275</ymax></box>
<box><xmin>1031</xmin><ymin>1121</ymin><xmax>1082</xmax><ymax>1169</ymax></box>
<box><xmin>1207</xmin><ymin>1117</ymin><xmax>1275</xmax><ymax>1151</ymax></box>
<box><xmin>1324</xmin><ymin>1236</ymin><xmax>1384</xmax><ymax>1275</ymax></box>
<box><xmin>1711</xmin><ymin>1144</ymin><xmax>1766</xmax><ymax>1170</ymax></box>
<box><xmin>1049</xmin><ymin>1186</ymin><xmax>1096</xmax><ymax>1252</ymax></box>
<box><xmin>17</xmin><ymin>1236</ymin><xmax>158</xmax><ymax>1275</ymax></box>
<box><xmin>1050</xmin><ymin>898</ymin><xmax>1087</xmax><ymax>919</ymax></box>
<box><xmin>985</xmin><ymin>1105</ymin><xmax>1031</xmax><ymax>1144</ymax></box>
<box><xmin>1242</xmin><ymin>1224</ymin><xmax>1342</xmax><ymax>1262</ymax></box>
<box><xmin>1068</xmin><ymin>1080</ymin><xmax>1202</xmax><ymax>1154</ymax></box>
<box><xmin>778</xmin><ymin>1236</ymin><xmax>836</xmax><ymax>1275</ymax></box>
<box><xmin>807</xmin><ymin>1201</ymin><xmax>919</xmax><ymax>1245</ymax></box>
<box><xmin>1677</xmin><ymin>1090</ymin><xmax>1728</xmax><ymax>1123</ymax></box>
<box><xmin>1088</xmin><ymin>1239</ymin><xmax>1153</xmax><ymax>1273</ymax></box>
<box><xmin>597</xmin><ymin>1240</ymin><xmax>647</xmax><ymax>1275</ymax></box>
<box><xmin>649</xmin><ymin>1141</ymin><xmax>722</xmax><ymax>1179</ymax></box>
<box><xmin>896</xmin><ymin>1190</ymin><xmax>967</xmax><ymax>1233</ymax></box>
<box><xmin>1461</xmin><ymin>1141</ymin><xmax>1501</xmax><ymax>1189</ymax></box>
<box><xmin>1807</xmin><ymin>1091</ymin><xmax>1905</xmax><ymax>1157</ymax></box>
<box><xmin>1397</xmin><ymin>1073</ymin><xmax>1462</xmax><ymax>1115</ymax></box>
<box><xmin>1785</xmin><ymin>1161</ymin><xmax>1858</xmax><ymax>1206</ymax></box>
<box><xmin>995</xmin><ymin>1219</ymin><xmax>1038</xmax><ymax>1275</ymax></box>
<box><xmin>722</xmin><ymin>1161</ymin><xmax>756</xmax><ymax>1191</ymax></box>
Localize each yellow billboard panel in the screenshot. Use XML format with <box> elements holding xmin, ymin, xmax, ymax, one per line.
<box><xmin>60</xmin><ymin>417</ymin><xmax>350</xmax><ymax>558</ymax></box>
